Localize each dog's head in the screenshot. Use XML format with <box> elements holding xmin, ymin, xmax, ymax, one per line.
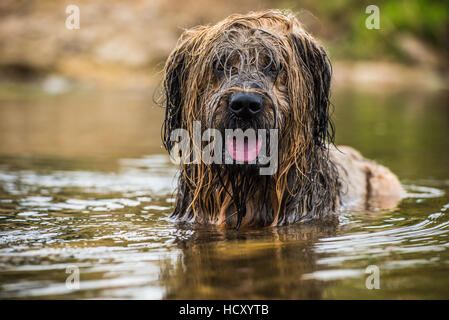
<box><xmin>162</xmin><ymin>10</ymin><xmax>337</xmax><ymax>227</ymax></box>
<box><xmin>163</xmin><ymin>10</ymin><xmax>333</xmax><ymax>162</ymax></box>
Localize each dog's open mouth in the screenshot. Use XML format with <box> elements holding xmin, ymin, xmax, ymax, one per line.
<box><xmin>225</xmin><ymin>136</ymin><xmax>262</xmax><ymax>162</ymax></box>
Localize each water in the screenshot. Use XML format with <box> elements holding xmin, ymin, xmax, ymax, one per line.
<box><xmin>0</xmin><ymin>88</ymin><xmax>448</xmax><ymax>299</ymax></box>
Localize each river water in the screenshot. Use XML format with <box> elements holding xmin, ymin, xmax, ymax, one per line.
<box><xmin>0</xmin><ymin>88</ymin><xmax>448</xmax><ymax>299</ymax></box>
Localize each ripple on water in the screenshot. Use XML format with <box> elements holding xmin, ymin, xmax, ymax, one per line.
<box><xmin>302</xmin><ymin>185</ymin><xmax>449</xmax><ymax>283</ymax></box>
<box><xmin>0</xmin><ymin>155</ymin><xmax>185</xmax><ymax>298</ymax></box>
<box><xmin>0</xmin><ymin>155</ymin><xmax>177</xmax><ymax>196</ymax></box>
<box><xmin>0</xmin><ymin>155</ymin><xmax>449</xmax><ymax>298</ymax></box>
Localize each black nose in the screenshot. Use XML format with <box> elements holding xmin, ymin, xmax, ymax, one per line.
<box><xmin>228</xmin><ymin>92</ymin><xmax>263</xmax><ymax>119</ymax></box>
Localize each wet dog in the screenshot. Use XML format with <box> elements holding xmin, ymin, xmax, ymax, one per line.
<box><xmin>161</xmin><ymin>10</ymin><xmax>403</xmax><ymax>228</ymax></box>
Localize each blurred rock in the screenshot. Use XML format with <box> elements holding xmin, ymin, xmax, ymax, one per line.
<box><xmin>0</xmin><ymin>0</ymin><xmax>266</xmax><ymax>89</ymax></box>
<box><xmin>42</xmin><ymin>75</ymin><xmax>71</xmax><ymax>94</ymax></box>
<box><xmin>397</xmin><ymin>34</ymin><xmax>443</xmax><ymax>68</ymax></box>
<box><xmin>0</xmin><ymin>0</ymin><xmax>447</xmax><ymax>91</ymax></box>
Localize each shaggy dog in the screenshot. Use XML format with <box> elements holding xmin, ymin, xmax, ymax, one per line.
<box><xmin>162</xmin><ymin>10</ymin><xmax>403</xmax><ymax>228</ymax></box>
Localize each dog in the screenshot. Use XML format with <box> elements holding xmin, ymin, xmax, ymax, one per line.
<box><xmin>161</xmin><ymin>10</ymin><xmax>403</xmax><ymax>228</ymax></box>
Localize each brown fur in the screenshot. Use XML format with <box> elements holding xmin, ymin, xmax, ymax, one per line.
<box><xmin>161</xmin><ymin>10</ymin><xmax>403</xmax><ymax>228</ymax></box>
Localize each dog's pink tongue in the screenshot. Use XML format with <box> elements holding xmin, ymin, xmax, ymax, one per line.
<box><xmin>226</xmin><ymin>136</ymin><xmax>262</xmax><ymax>162</ymax></box>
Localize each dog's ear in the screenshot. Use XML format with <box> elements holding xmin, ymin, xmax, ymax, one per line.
<box><xmin>162</xmin><ymin>37</ymin><xmax>191</xmax><ymax>152</ymax></box>
<box><xmin>290</xmin><ymin>31</ymin><xmax>333</xmax><ymax>147</ymax></box>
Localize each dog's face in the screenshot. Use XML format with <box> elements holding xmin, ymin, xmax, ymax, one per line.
<box><xmin>204</xmin><ymin>27</ymin><xmax>286</xmax><ymax>164</ymax></box>
<box><xmin>163</xmin><ymin>10</ymin><xmax>332</xmax><ymax>169</ymax></box>
<box><xmin>162</xmin><ymin>11</ymin><xmax>337</xmax><ymax>227</ymax></box>
<box><xmin>207</xmin><ymin>27</ymin><xmax>285</xmax><ymax>129</ymax></box>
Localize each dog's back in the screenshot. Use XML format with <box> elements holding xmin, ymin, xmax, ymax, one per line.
<box><xmin>330</xmin><ymin>145</ymin><xmax>403</xmax><ymax>210</ymax></box>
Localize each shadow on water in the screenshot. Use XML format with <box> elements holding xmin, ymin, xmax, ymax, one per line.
<box><xmin>160</xmin><ymin>221</ymin><xmax>339</xmax><ymax>299</ymax></box>
<box><xmin>0</xmin><ymin>88</ymin><xmax>448</xmax><ymax>299</ymax></box>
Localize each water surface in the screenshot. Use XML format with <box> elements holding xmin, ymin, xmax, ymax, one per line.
<box><xmin>0</xmin><ymin>88</ymin><xmax>448</xmax><ymax>299</ymax></box>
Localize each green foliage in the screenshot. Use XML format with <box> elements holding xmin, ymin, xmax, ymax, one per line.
<box><xmin>276</xmin><ymin>0</ymin><xmax>448</xmax><ymax>61</ymax></box>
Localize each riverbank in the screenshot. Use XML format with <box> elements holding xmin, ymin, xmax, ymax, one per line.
<box><xmin>0</xmin><ymin>60</ymin><xmax>446</xmax><ymax>99</ymax></box>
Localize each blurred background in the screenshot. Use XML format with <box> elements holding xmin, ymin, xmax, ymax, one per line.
<box><xmin>0</xmin><ymin>0</ymin><xmax>448</xmax><ymax>171</ymax></box>
<box><xmin>0</xmin><ymin>0</ymin><xmax>448</xmax><ymax>162</ymax></box>
<box><xmin>0</xmin><ymin>0</ymin><xmax>447</xmax><ymax>92</ymax></box>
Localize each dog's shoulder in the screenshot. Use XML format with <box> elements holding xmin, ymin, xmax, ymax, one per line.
<box><xmin>329</xmin><ymin>145</ymin><xmax>403</xmax><ymax>210</ymax></box>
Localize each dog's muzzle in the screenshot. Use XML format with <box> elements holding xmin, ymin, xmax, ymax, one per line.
<box><xmin>224</xmin><ymin>92</ymin><xmax>266</xmax><ymax>162</ymax></box>
<box><xmin>228</xmin><ymin>92</ymin><xmax>263</xmax><ymax>120</ymax></box>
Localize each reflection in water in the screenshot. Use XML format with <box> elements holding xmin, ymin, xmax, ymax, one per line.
<box><xmin>161</xmin><ymin>222</ymin><xmax>338</xmax><ymax>299</ymax></box>
<box><xmin>0</xmin><ymin>89</ymin><xmax>449</xmax><ymax>299</ymax></box>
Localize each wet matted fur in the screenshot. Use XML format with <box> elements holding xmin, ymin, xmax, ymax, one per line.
<box><xmin>161</xmin><ymin>10</ymin><xmax>403</xmax><ymax>228</ymax></box>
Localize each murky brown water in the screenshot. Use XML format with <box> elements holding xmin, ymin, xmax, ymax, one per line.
<box><xmin>0</xmin><ymin>87</ymin><xmax>448</xmax><ymax>299</ymax></box>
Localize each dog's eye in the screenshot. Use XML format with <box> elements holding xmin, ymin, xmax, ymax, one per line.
<box><xmin>216</xmin><ymin>64</ymin><xmax>224</xmax><ymax>72</ymax></box>
<box><xmin>214</xmin><ymin>59</ymin><xmax>226</xmax><ymax>75</ymax></box>
<box><xmin>263</xmin><ymin>62</ymin><xmax>281</xmax><ymax>76</ymax></box>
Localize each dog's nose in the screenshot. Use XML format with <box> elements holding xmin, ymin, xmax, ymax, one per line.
<box><xmin>228</xmin><ymin>92</ymin><xmax>263</xmax><ymax>119</ymax></box>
